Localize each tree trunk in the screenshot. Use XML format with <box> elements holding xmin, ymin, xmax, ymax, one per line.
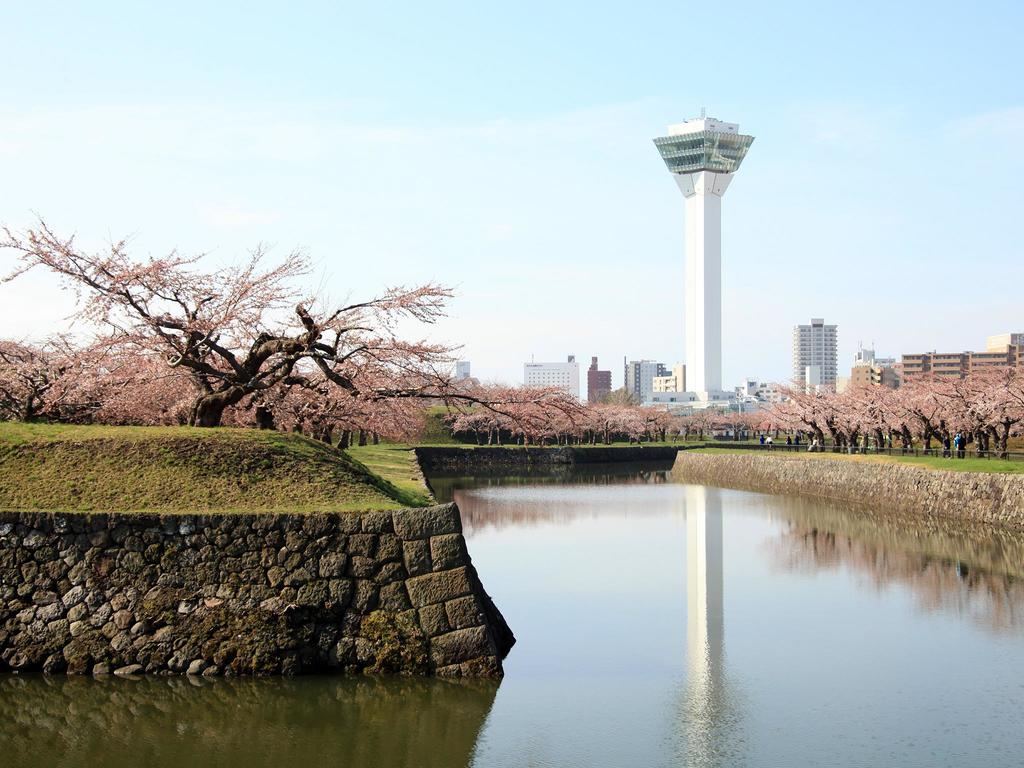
<box><xmin>338</xmin><ymin>430</ymin><xmax>351</xmax><ymax>449</ymax></box>
<box><xmin>358</xmin><ymin>429</ymin><xmax>368</xmax><ymax>446</ymax></box>
<box><xmin>190</xmin><ymin>396</ymin><xmax>228</xmax><ymax>427</ymax></box>
<box><xmin>254</xmin><ymin>405</ymin><xmax>275</xmax><ymax>430</ymax></box>
<box><xmin>189</xmin><ymin>388</ymin><xmax>247</xmax><ymax>428</ymax></box>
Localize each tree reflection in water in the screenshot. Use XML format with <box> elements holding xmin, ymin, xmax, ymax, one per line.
<box><xmin>430</xmin><ymin>462</ymin><xmax>676</xmax><ymax>535</ymax></box>
<box><xmin>769</xmin><ymin>498</ymin><xmax>1024</xmax><ymax>634</ymax></box>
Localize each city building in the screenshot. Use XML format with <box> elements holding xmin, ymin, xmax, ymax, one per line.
<box><xmin>841</xmin><ymin>346</ymin><xmax>901</xmax><ymax>391</ymax></box>
<box><xmin>849</xmin><ymin>362</ymin><xmax>901</xmax><ymax>389</ymax></box>
<box><xmin>902</xmin><ymin>332</ymin><xmax>1023</xmax><ymax>380</ymax></box>
<box><xmin>987</xmin><ymin>333</ymin><xmax>1024</xmax><ymax>352</ymax></box>
<box><xmin>653</xmin><ymin>114</ymin><xmax>753</xmax><ymax>401</ymax></box>
<box><xmin>652</xmin><ymin>363</ymin><xmax>686</xmax><ymax>393</ymax></box>
<box><xmin>624</xmin><ymin>359</ymin><xmax>667</xmax><ymax>403</ymax></box>
<box><xmin>524</xmin><ymin>355</ymin><xmax>580</xmax><ymax>398</ymax></box>
<box><xmin>739</xmin><ymin>378</ymin><xmax>759</xmax><ymax>397</ymax></box>
<box><xmin>792</xmin><ymin>318</ymin><xmax>838</xmax><ymax>386</ymax></box>
<box><xmin>586</xmin><ymin>357</ymin><xmax>612</xmax><ymax>403</ymax></box>
<box><xmin>804</xmin><ymin>365</ymin><xmax>822</xmax><ymax>393</ymax></box>
<box><xmin>454</xmin><ymin>361</ymin><xmax>471</xmax><ymax>381</ymax></box>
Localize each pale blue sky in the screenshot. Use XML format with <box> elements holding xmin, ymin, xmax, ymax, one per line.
<box><xmin>1</xmin><ymin>1</ymin><xmax>1021</xmax><ymax>386</ymax></box>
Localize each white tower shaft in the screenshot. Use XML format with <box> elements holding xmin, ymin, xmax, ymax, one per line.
<box><xmin>676</xmin><ymin>171</ymin><xmax>732</xmax><ymax>396</ymax></box>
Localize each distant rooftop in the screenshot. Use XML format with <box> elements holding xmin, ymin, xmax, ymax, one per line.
<box><xmin>653</xmin><ymin>116</ymin><xmax>753</xmax><ymax>175</ymax></box>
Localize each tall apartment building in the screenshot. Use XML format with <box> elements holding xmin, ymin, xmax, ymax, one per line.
<box><xmin>902</xmin><ymin>332</ymin><xmax>1023</xmax><ymax>380</ymax></box>
<box><xmin>587</xmin><ymin>357</ymin><xmax>612</xmax><ymax>403</ymax></box>
<box><xmin>524</xmin><ymin>355</ymin><xmax>581</xmax><ymax>399</ymax></box>
<box><xmin>624</xmin><ymin>359</ymin><xmax>667</xmax><ymax>403</ymax></box>
<box><xmin>454</xmin><ymin>361</ymin><xmax>471</xmax><ymax>381</ymax></box>
<box><xmin>792</xmin><ymin>318</ymin><xmax>838</xmax><ymax>386</ymax></box>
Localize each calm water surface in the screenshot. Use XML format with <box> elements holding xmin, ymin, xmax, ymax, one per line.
<box><xmin>6</xmin><ymin>465</ymin><xmax>1024</xmax><ymax>767</ymax></box>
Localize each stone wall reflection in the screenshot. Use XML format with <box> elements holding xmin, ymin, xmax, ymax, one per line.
<box><xmin>0</xmin><ymin>675</ymin><xmax>498</xmax><ymax>768</ymax></box>
<box><xmin>432</xmin><ymin>466</ymin><xmax>677</xmax><ymax>535</ymax></box>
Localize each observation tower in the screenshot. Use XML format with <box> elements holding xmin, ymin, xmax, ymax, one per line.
<box><xmin>654</xmin><ymin>116</ymin><xmax>753</xmax><ymax>400</ymax></box>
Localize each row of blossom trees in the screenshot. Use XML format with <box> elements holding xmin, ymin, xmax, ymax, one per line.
<box><xmin>446</xmin><ymin>399</ymin><xmax>771</xmax><ymax>446</ymax></box>
<box><xmin>767</xmin><ymin>371</ymin><xmax>1024</xmax><ymax>457</ymax></box>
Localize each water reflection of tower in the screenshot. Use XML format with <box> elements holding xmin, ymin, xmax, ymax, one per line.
<box><xmin>680</xmin><ymin>485</ymin><xmax>741</xmax><ymax>766</ymax></box>
<box><xmin>687</xmin><ymin>485</ymin><xmax>724</xmax><ymax>700</ymax></box>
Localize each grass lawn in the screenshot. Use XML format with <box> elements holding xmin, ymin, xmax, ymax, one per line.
<box><xmin>0</xmin><ymin>422</ymin><xmax>418</xmax><ymax>514</ymax></box>
<box><xmin>344</xmin><ymin>444</ymin><xmax>433</xmax><ymax>507</ymax></box>
<box><xmin>693</xmin><ymin>447</ymin><xmax>1024</xmax><ymax>474</ymax></box>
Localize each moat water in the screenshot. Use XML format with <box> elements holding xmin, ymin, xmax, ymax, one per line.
<box><xmin>5</xmin><ymin>464</ymin><xmax>1024</xmax><ymax>767</ymax></box>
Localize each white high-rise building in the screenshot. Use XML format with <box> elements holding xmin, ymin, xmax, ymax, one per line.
<box><xmin>524</xmin><ymin>355</ymin><xmax>580</xmax><ymax>399</ymax></box>
<box><xmin>455</xmin><ymin>361</ymin><xmax>471</xmax><ymax>380</ymax></box>
<box><xmin>792</xmin><ymin>318</ymin><xmax>838</xmax><ymax>386</ymax></box>
<box><xmin>654</xmin><ymin>115</ymin><xmax>754</xmax><ymax>401</ymax></box>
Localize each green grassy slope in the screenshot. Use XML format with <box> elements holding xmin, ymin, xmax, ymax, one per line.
<box><xmin>345</xmin><ymin>444</ymin><xmax>433</xmax><ymax>507</ymax></box>
<box><xmin>0</xmin><ymin>423</ymin><xmax>418</xmax><ymax>514</ymax></box>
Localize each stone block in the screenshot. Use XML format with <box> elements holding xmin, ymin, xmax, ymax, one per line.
<box><xmin>429</xmin><ymin>626</ymin><xmax>490</xmax><ymax>668</ymax></box>
<box><xmin>283</xmin><ymin>567</ymin><xmax>311</xmax><ymax>586</ymax></box>
<box><xmin>402</xmin><ymin>539</ymin><xmax>432</xmax><ymax>577</ymax></box>
<box><xmin>318</xmin><ymin>552</ymin><xmax>347</xmax><ymax>578</ymax></box>
<box><xmin>405</xmin><ymin>567</ymin><xmax>473</xmax><ymax>608</ymax></box>
<box><xmin>297</xmin><ymin>581</ymin><xmax>329</xmax><ymax>605</ymax></box>
<box><xmin>430</xmin><ymin>534</ymin><xmax>468</xmax><ymax>571</ymax></box>
<box><xmin>377</xmin><ymin>534</ymin><xmax>402</xmax><ymax>562</ymax></box>
<box><xmin>352</xmin><ymin>581</ymin><xmax>379</xmax><ymax>614</ymax></box>
<box><xmin>61</xmin><ymin>585</ymin><xmax>85</xmax><ymax>609</ymax></box>
<box><xmin>446</xmin><ymin>596</ymin><xmax>482</xmax><ymax>630</ymax></box>
<box><xmin>418</xmin><ymin>603</ymin><xmax>450</xmax><ymax>636</ymax></box>
<box><xmin>360</xmin><ymin>511</ymin><xmax>394</xmax><ymax>533</ymax></box>
<box><xmin>348</xmin><ymin>556</ymin><xmax>377</xmax><ymax>579</ymax></box>
<box><xmin>392</xmin><ymin>504</ymin><xmax>462</xmax><ymax>541</ymax></box>
<box><xmin>375</xmin><ymin>562</ymin><xmax>406</xmax><ymax>585</ymax></box>
<box><xmin>348</xmin><ymin>533</ymin><xmax>378</xmax><ymax>557</ymax></box>
<box><xmin>267</xmin><ymin>566</ymin><xmax>286</xmax><ymax>587</ymax></box>
<box><xmin>327</xmin><ymin>579</ymin><xmax>354</xmax><ymax>607</ymax></box>
<box><xmin>379</xmin><ymin>582</ymin><xmax>412</xmax><ymax>612</ymax></box>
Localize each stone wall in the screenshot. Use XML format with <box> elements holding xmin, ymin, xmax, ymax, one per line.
<box><xmin>673</xmin><ymin>451</ymin><xmax>1024</xmax><ymax>528</ymax></box>
<box><xmin>0</xmin><ymin>504</ymin><xmax>514</xmax><ymax>677</ymax></box>
<box><xmin>416</xmin><ymin>445</ymin><xmax>681</xmax><ymax>472</ymax></box>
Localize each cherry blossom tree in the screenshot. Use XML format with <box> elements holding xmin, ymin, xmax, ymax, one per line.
<box><xmin>0</xmin><ymin>336</ymin><xmax>102</xmax><ymax>422</ymax></box>
<box><xmin>3</xmin><ymin>220</ymin><xmax>462</xmax><ymax>427</ymax></box>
